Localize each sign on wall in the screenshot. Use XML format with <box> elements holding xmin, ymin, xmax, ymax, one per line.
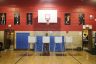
<box><xmin>38</xmin><ymin>10</ymin><xmax>57</xmax><ymax>23</ymax></box>
<box><xmin>79</xmin><ymin>13</ymin><xmax>85</xmax><ymax>25</ymax></box>
<box><xmin>64</xmin><ymin>13</ymin><xmax>71</xmax><ymax>25</ymax></box>
<box><xmin>14</xmin><ymin>12</ymin><xmax>20</xmax><ymax>25</ymax></box>
<box><xmin>27</xmin><ymin>13</ymin><xmax>32</xmax><ymax>25</ymax></box>
<box><xmin>0</xmin><ymin>13</ymin><xmax>6</xmax><ymax>25</ymax></box>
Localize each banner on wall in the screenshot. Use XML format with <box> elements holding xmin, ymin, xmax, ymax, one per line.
<box><xmin>38</xmin><ymin>10</ymin><xmax>57</xmax><ymax>23</ymax></box>
<box><xmin>27</xmin><ymin>13</ymin><xmax>32</xmax><ymax>25</ymax></box>
<box><xmin>14</xmin><ymin>12</ymin><xmax>20</xmax><ymax>25</ymax></box>
<box><xmin>79</xmin><ymin>13</ymin><xmax>85</xmax><ymax>25</ymax></box>
<box><xmin>0</xmin><ymin>13</ymin><xmax>6</xmax><ymax>25</ymax></box>
<box><xmin>64</xmin><ymin>13</ymin><xmax>71</xmax><ymax>25</ymax></box>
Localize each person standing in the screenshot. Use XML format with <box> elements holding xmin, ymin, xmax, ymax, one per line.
<box><xmin>83</xmin><ymin>34</ymin><xmax>88</xmax><ymax>47</ymax></box>
<box><xmin>0</xmin><ymin>13</ymin><xmax>6</xmax><ymax>25</ymax></box>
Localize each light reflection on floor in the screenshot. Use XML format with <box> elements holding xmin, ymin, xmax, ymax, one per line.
<box><xmin>0</xmin><ymin>50</ymin><xmax>96</xmax><ymax>64</ymax></box>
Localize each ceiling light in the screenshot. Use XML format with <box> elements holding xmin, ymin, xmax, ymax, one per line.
<box><xmin>91</xmin><ymin>0</ymin><xmax>96</xmax><ymax>2</ymax></box>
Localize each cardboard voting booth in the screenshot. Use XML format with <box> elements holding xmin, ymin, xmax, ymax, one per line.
<box><xmin>65</xmin><ymin>36</ymin><xmax>73</xmax><ymax>43</ymax></box>
<box><xmin>55</xmin><ymin>36</ymin><xmax>63</xmax><ymax>52</ymax></box>
<box><xmin>28</xmin><ymin>36</ymin><xmax>36</xmax><ymax>51</ymax></box>
<box><xmin>28</xmin><ymin>36</ymin><xmax>36</xmax><ymax>43</ymax></box>
<box><xmin>43</xmin><ymin>36</ymin><xmax>50</xmax><ymax>43</ymax></box>
<box><xmin>42</xmin><ymin>36</ymin><xmax>50</xmax><ymax>53</ymax></box>
<box><xmin>55</xmin><ymin>37</ymin><xmax>62</xmax><ymax>43</ymax></box>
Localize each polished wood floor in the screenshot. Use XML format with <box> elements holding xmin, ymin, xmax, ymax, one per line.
<box><xmin>0</xmin><ymin>50</ymin><xmax>96</xmax><ymax>64</ymax></box>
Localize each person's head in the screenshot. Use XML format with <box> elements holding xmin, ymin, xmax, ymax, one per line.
<box><xmin>45</xmin><ymin>33</ymin><xmax>48</xmax><ymax>36</ymax></box>
<box><xmin>84</xmin><ymin>34</ymin><xmax>88</xmax><ymax>37</ymax></box>
<box><xmin>84</xmin><ymin>34</ymin><xmax>86</xmax><ymax>36</ymax></box>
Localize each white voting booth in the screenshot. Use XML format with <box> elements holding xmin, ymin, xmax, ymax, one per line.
<box><xmin>43</xmin><ymin>36</ymin><xmax>50</xmax><ymax>43</ymax></box>
<box><xmin>28</xmin><ymin>36</ymin><xmax>36</xmax><ymax>43</ymax></box>
<box><xmin>65</xmin><ymin>36</ymin><xmax>73</xmax><ymax>43</ymax></box>
<box><xmin>55</xmin><ymin>37</ymin><xmax>62</xmax><ymax>43</ymax></box>
<box><xmin>65</xmin><ymin>36</ymin><xmax>73</xmax><ymax>50</ymax></box>
<box><xmin>25</xmin><ymin>36</ymin><xmax>36</xmax><ymax>56</ymax></box>
<box><xmin>28</xmin><ymin>36</ymin><xmax>36</xmax><ymax>51</ymax></box>
<box><xmin>55</xmin><ymin>36</ymin><xmax>62</xmax><ymax>52</ymax></box>
<box><xmin>43</xmin><ymin>36</ymin><xmax>50</xmax><ymax>52</ymax></box>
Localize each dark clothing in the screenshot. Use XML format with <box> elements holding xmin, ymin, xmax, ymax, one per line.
<box><xmin>5</xmin><ymin>39</ymin><xmax>11</xmax><ymax>49</ymax></box>
<box><xmin>0</xmin><ymin>42</ymin><xmax>3</xmax><ymax>51</ymax></box>
<box><xmin>83</xmin><ymin>36</ymin><xmax>88</xmax><ymax>47</ymax></box>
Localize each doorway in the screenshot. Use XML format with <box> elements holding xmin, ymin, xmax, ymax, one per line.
<box><xmin>82</xmin><ymin>28</ymin><xmax>92</xmax><ymax>51</ymax></box>
<box><xmin>4</xmin><ymin>29</ymin><xmax>14</xmax><ymax>50</ymax></box>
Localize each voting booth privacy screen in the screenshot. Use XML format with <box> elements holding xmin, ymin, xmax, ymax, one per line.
<box><xmin>16</xmin><ymin>34</ymin><xmax>65</xmax><ymax>52</ymax></box>
<box><xmin>43</xmin><ymin>36</ymin><xmax>50</xmax><ymax>43</ymax></box>
<box><xmin>28</xmin><ymin>36</ymin><xmax>36</xmax><ymax>43</ymax></box>
<box><xmin>36</xmin><ymin>36</ymin><xmax>65</xmax><ymax>52</ymax></box>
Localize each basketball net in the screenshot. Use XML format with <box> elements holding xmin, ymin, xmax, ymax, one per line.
<box><xmin>45</xmin><ymin>14</ymin><xmax>50</xmax><ymax>25</ymax></box>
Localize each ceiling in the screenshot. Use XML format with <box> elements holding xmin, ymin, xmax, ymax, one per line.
<box><xmin>0</xmin><ymin>0</ymin><xmax>95</xmax><ymax>7</ymax></box>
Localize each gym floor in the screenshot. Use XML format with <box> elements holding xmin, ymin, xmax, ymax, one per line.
<box><xmin>0</xmin><ymin>50</ymin><xmax>96</xmax><ymax>64</ymax></box>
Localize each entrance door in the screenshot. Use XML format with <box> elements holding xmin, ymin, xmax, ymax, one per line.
<box><xmin>4</xmin><ymin>29</ymin><xmax>14</xmax><ymax>50</ymax></box>
<box><xmin>82</xmin><ymin>29</ymin><xmax>92</xmax><ymax>50</ymax></box>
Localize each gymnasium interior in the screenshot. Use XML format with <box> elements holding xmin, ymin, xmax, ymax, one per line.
<box><xmin>0</xmin><ymin>0</ymin><xmax>96</xmax><ymax>64</ymax></box>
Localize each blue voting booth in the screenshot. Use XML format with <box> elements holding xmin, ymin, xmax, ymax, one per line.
<box><xmin>55</xmin><ymin>36</ymin><xmax>64</xmax><ymax>52</ymax></box>
<box><xmin>16</xmin><ymin>34</ymin><xmax>65</xmax><ymax>52</ymax></box>
<box><xmin>36</xmin><ymin>36</ymin><xmax>43</xmax><ymax>52</ymax></box>
<box><xmin>35</xmin><ymin>36</ymin><xmax>65</xmax><ymax>52</ymax></box>
<box><xmin>50</xmin><ymin>36</ymin><xmax>55</xmax><ymax>52</ymax></box>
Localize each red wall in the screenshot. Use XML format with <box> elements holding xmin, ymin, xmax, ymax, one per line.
<box><xmin>0</xmin><ymin>1</ymin><xmax>96</xmax><ymax>31</ymax></box>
